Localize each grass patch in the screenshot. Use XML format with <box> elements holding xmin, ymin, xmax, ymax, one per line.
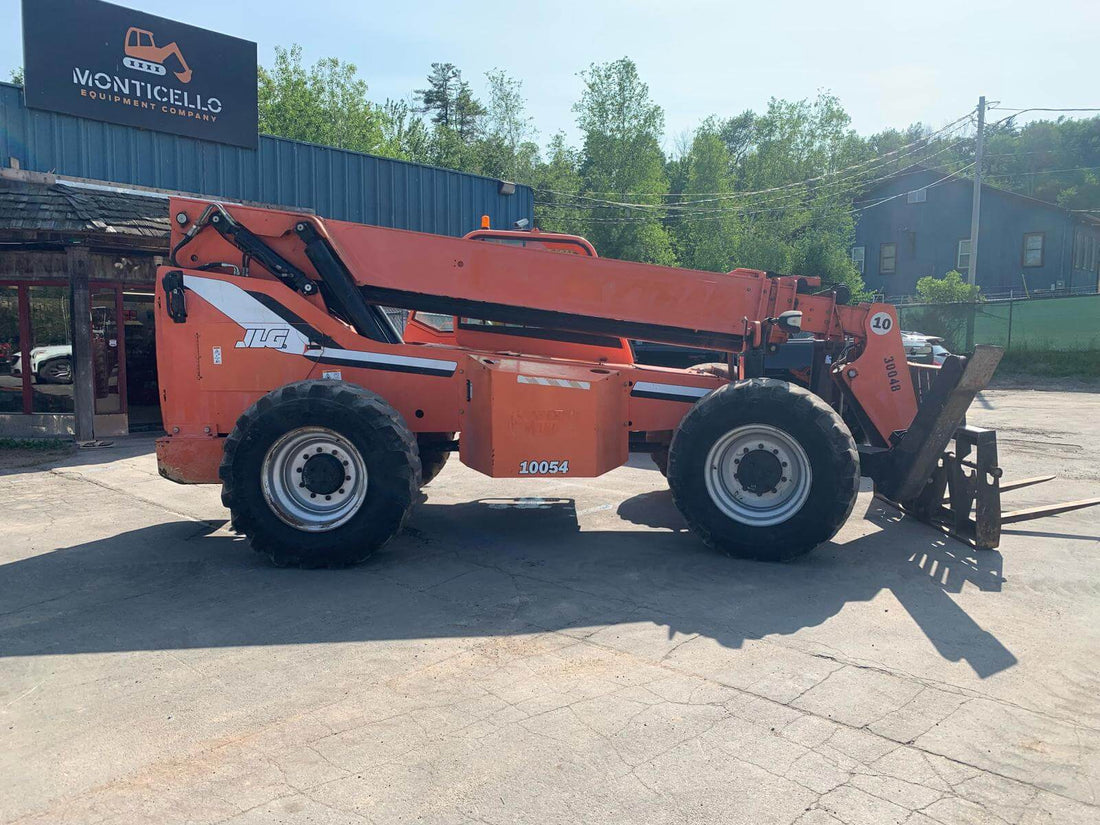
<box><xmin>995</xmin><ymin>349</ymin><xmax>1100</xmax><ymax>380</ymax></box>
<box><xmin>0</xmin><ymin>437</ymin><xmax>72</xmax><ymax>451</ymax></box>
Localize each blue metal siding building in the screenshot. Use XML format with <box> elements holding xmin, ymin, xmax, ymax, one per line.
<box><xmin>854</xmin><ymin>168</ymin><xmax>1100</xmax><ymax>298</ymax></box>
<box><xmin>0</xmin><ymin>82</ymin><xmax>533</xmax><ymax>234</ymax></box>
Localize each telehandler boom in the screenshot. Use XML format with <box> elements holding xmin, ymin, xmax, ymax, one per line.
<box><xmin>154</xmin><ymin>198</ymin><xmax>1099</xmax><ymax>567</ymax></box>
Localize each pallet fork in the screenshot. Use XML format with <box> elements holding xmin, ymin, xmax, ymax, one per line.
<box><xmin>866</xmin><ymin>346</ymin><xmax>1100</xmax><ymax>550</ymax></box>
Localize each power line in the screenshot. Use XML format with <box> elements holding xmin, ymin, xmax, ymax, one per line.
<box><xmin>536</xmin><ymin>111</ymin><xmax>975</xmax><ymax>207</ymax></box>
<box><xmin>988</xmin><ymin>107</ymin><xmax>1100</xmax><ymax>114</ymax></box>
<box><xmin>985</xmin><ymin>166</ymin><xmax>1100</xmax><ymax>179</ymax></box>
<box><xmin>543</xmin><ymin>117</ymin><xmax>973</xmax><ymax>209</ymax></box>
<box><xmin>539</xmin><ymin>164</ymin><xmax>974</xmax><ymax>225</ymax></box>
<box><xmin>540</xmin><ymin>136</ymin><xmax>971</xmax><ymax>217</ymax></box>
<box><xmin>540</xmin><ymin>137</ymin><xmax>973</xmax><ymax>219</ymax></box>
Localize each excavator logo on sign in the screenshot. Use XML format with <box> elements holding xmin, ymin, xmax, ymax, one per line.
<box><xmin>122</xmin><ymin>26</ymin><xmax>192</xmax><ymax>84</ymax></box>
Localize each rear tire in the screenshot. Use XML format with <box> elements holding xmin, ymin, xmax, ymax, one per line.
<box><xmin>220</xmin><ymin>380</ymin><xmax>419</xmax><ymax>568</ymax></box>
<box><xmin>667</xmin><ymin>378</ymin><xmax>858</xmax><ymax>561</ymax></box>
<box><xmin>417</xmin><ymin>433</ymin><xmax>453</xmax><ymax>485</ymax></box>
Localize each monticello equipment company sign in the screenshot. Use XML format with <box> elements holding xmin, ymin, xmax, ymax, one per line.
<box><xmin>22</xmin><ymin>0</ymin><xmax>258</xmax><ymax>149</ymax></box>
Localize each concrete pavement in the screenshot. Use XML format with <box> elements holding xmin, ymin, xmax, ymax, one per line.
<box><xmin>2</xmin><ymin>388</ymin><xmax>1099</xmax><ymax>824</ymax></box>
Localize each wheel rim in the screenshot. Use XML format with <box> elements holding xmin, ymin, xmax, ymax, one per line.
<box><xmin>44</xmin><ymin>361</ymin><xmax>71</xmax><ymax>381</ymax></box>
<box><xmin>261</xmin><ymin>427</ymin><xmax>368</xmax><ymax>532</ymax></box>
<box><xmin>704</xmin><ymin>424</ymin><xmax>812</xmax><ymax>527</ymax></box>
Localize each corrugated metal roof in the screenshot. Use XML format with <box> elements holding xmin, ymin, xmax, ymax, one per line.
<box><xmin>0</xmin><ymin>82</ymin><xmax>533</xmax><ymax>236</ymax></box>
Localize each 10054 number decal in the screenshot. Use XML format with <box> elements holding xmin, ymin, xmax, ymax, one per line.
<box><xmin>519</xmin><ymin>459</ymin><xmax>570</xmax><ymax>475</ymax></box>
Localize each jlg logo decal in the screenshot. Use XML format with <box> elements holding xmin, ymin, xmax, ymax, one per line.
<box><xmin>236</xmin><ymin>326</ymin><xmax>291</xmax><ymax>349</ymax></box>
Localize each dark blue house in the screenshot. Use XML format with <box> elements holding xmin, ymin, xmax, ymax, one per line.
<box><xmin>852</xmin><ymin>167</ymin><xmax>1100</xmax><ymax>299</ymax></box>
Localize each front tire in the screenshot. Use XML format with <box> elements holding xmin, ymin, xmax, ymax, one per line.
<box><xmin>667</xmin><ymin>378</ymin><xmax>858</xmax><ymax>561</ymax></box>
<box><xmin>220</xmin><ymin>380</ymin><xmax>420</xmax><ymax>568</ymax></box>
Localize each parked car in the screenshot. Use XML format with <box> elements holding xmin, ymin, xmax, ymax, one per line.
<box><xmin>901</xmin><ymin>331</ymin><xmax>952</xmax><ymax>366</ymax></box>
<box><xmin>11</xmin><ymin>345</ymin><xmax>73</xmax><ymax>384</ymax></box>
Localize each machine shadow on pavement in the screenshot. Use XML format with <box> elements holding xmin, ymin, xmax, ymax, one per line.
<box><xmin>0</xmin><ymin>491</ymin><xmax>1016</xmax><ymax>679</ymax></box>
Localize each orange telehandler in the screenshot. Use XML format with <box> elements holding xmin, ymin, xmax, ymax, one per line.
<box><xmin>153</xmin><ymin>198</ymin><xmax>1099</xmax><ymax>567</ymax></box>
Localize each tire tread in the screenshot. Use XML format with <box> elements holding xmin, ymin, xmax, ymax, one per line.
<box><xmin>219</xmin><ymin>380</ymin><xmax>419</xmax><ymax>567</ymax></box>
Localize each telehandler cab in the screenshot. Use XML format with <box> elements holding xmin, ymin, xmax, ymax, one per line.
<box><xmin>154</xmin><ymin>198</ymin><xmax>1099</xmax><ymax>567</ymax></box>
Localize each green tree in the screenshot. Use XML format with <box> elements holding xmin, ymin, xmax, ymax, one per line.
<box><xmin>416</xmin><ymin>63</ymin><xmax>462</xmax><ymax>129</ymax></box>
<box><xmin>673</xmin><ymin>120</ymin><xmax>737</xmax><ymax>272</ymax></box>
<box><xmin>531</xmin><ymin>132</ymin><xmax>586</xmax><ymax>235</ymax></box>
<box><xmin>915</xmin><ymin>270</ymin><xmax>981</xmax><ymax>303</ymax></box>
<box><xmin>9</xmin><ymin>67</ymin><xmax>23</xmax><ymax>85</ymax></box>
<box><xmin>378</xmin><ymin>99</ymin><xmax>431</xmax><ymax>162</ymax></box>
<box><xmin>415</xmin><ymin>63</ymin><xmax>486</xmax><ymax>170</ymax></box>
<box><xmin>573</xmin><ymin>57</ymin><xmax>675</xmax><ymax>265</ymax></box>
<box><xmin>257</xmin><ymin>45</ymin><xmax>387</xmax><ymax>154</ymax></box>
<box><xmin>478</xmin><ymin>69</ymin><xmax>538</xmax><ymax>180</ymax></box>
<box><xmin>667</xmin><ymin>93</ymin><xmax>865</xmax><ymax>294</ymax></box>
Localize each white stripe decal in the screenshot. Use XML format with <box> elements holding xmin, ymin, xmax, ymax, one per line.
<box><xmin>631</xmin><ymin>381</ymin><xmax>711</xmax><ymax>400</ymax></box>
<box><xmin>318</xmin><ymin>347</ymin><xmax>457</xmax><ymax>372</ymax></box>
<box><xmin>517</xmin><ymin>375</ymin><xmax>591</xmax><ymax>390</ymax></box>
<box><xmin>182</xmin><ymin>275</ymin><xmax>457</xmax><ymax>375</ymax></box>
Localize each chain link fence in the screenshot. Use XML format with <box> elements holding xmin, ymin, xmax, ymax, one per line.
<box><xmin>897</xmin><ymin>294</ymin><xmax>1100</xmax><ymax>354</ymax></box>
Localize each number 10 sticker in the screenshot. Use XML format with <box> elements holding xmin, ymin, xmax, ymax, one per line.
<box><xmin>869</xmin><ymin>311</ymin><xmax>894</xmax><ymax>335</ymax></box>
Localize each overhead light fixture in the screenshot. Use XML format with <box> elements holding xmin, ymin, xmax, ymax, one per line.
<box><xmin>498</xmin><ymin>180</ymin><xmax>516</xmax><ymax>196</ymax></box>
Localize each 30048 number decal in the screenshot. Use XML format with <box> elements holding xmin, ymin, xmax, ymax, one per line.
<box><xmin>519</xmin><ymin>459</ymin><xmax>570</xmax><ymax>475</ymax></box>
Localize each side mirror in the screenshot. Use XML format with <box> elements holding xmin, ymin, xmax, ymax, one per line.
<box><xmin>776</xmin><ymin>310</ymin><xmax>803</xmax><ymax>334</ymax></box>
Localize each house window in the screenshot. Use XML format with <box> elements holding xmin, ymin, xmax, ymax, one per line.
<box><xmin>850</xmin><ymin>246</ymin><xmax>865</xmax><ymax>275</ymax></box>
<box><xmin>907</xmin><ymin>188</ymin><xmax>927</xmax><ymax>204</ymax></box>
<box><xmin>1022</xmin><ymin>232</ymin><xmax>1045</xmax><ymax>268</ymax></box>
<box><xmin>879</xmin><ymin>243</ymin><xmax>897</xmax><ymax>275</ymax></box>
<box><xmin>956</xmin><ymin>239</ymin><xmax>971</xmax><ymax>275</ymax></box>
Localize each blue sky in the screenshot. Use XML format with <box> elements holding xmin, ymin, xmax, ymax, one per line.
<box><xmin>3</xmin><ymin>0</ymin><xmax>1098</xmax><ymax>150</ymax></box>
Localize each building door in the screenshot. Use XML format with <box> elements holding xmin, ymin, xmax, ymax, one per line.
<box><xmin>122</xmin><ymin>290</ymin><xmax>162</xmax><ymax>432</ymax></box>
<box><xmin>91</xmin><ymin>288</ymin><xmax>123</xmax><ymax>416</ymax></box>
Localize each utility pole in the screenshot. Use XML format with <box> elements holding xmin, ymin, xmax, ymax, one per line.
<box><xmin>967</xmin><ymin>95</ymin><xmax>986</xmax><ymax>286</ymax></box>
